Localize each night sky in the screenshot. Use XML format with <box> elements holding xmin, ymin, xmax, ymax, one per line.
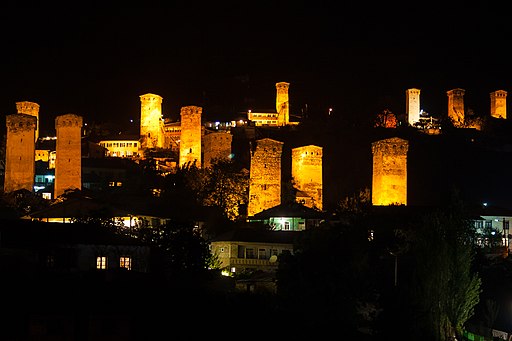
<box><xmin>1</xmin><ymin>2</ymin><xmax>510</xmax><ymax>135</ymax></box>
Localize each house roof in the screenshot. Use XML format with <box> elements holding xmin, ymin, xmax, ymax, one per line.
<box><xmin>211</xmin><ymin>227</ymin><xmax>300</xmax><ymax>244</ymax></box>
<box><xmin>249</xmin><ymin>202</ymin><xmax>325</xmax><ymax>220</ymax></box>
<box><xmin>0</xmin><ymin>219</ymin><xmax>144</xmax><ymax>247</ymax></box>
<box><xmin>28</xmin><ymin>196</ymin><xmax>130</xmax><ymax>219</ymax></box>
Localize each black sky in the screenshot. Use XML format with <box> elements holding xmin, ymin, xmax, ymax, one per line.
<box><xmin>1</xmin><ymin>2</ymin><xmax>510</xmax><ymax>135</ymax></box>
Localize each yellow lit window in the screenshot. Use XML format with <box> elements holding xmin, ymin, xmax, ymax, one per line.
<box><xmin>120</xmin><ymin>256</ymin><xmax>132</xmax><ymax>270</ymax></box>
<box><xmin>96</xmin><ymin>256</ymin><xmax>107</xmax><ymax>270</ymax></box>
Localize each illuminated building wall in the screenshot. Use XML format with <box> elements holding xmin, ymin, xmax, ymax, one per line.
<box><xmin>291</xmin><ymin>145</ymin><xmax>323</xmax><ymax>210</ymax></box>
<box><xmin>371</xmin><ymin>137</ymin><xmax>409</xmax><ymax>206</ymax></box>
<box><xmin>99</xmin><ymin>139</ymin><xmax>140</xmax><ymax>157</ymax></box>
<box><xmin>164</xmin><ymin>120</ymin><xmax>181</xmax><ymax>153</ymax></box>
<box><xmin>247</xmin><ymin>81</ymin><xmax>298</xmax><ymax>127</ymax></box>
<box><xmin>490</xmin><ymin>90</ymin><xmax>507</xmax><ymax>119</ymax></box>
<box><xmin>4</xmin><ymin>114</ymin><xmax>37</xmax><ymax>193</ymax></box>
<box><xmin>406</xmin><ymin>88</ymin><xmax>421</xmax><ymax>126</ymax></box>
<box><xmin>16</xmin><ymin>101</ymin><xmax>40</xmax><ymax>142</ymax></box>
<box><xmin>140</xmin><ymin>93</ymin><xmax>165</xmax><ymax>150</ymax></box>
<box><xmin>248</xmin><ymin>138</ymin><xmax>283</xmax><ymax>217</ymax></box>
<box><xmin>447</xmin><ymin>88</ymin><xmax>465</xmax><ymax>127</ymax></box>
<box><xmin>202</xmin><ymin>131</ymin><xmax>232</xmax><ymax>169</ymax></box>
<box><xmin>54</xmin><ymin>114</ymin><xmax>83</xmax><ymax>198</ymax></box>
<box><xmin>276</xmin><ymin>82</ymin><xmax>290</xmax><ymax>126</ymax></box>
<box><xmin>179</xmin><ymin>105</ymin><xmax>202</xmax><ymax>168</ymax></box>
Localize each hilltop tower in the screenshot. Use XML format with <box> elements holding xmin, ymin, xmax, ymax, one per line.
<box><xmin>54</xmin><ymin>114</ymin><xmax>83</xmax><ymax>198</ymax></box>
<box><xmin>371</xmin><ymin>137</ymin><xmax>409</xmax><ymax>206</ymax></box>
<box><xmin>490</xmin><ymin>90</ymin><xmax>507</xmax><ymax>119</ymax></box>
<box><xmin>276</xmin><ymin>82</ymin><xmax>290</xmax><ymax>126</ymax></box>
<box><xmin>447</xmin><ymin>88</ymin><xmax>465</xmax><ymax>127</ymax></box>
<box><xmin>4</xmin><ymin>114</ymin><xmax>37</xmax><ymax>193</ymax></box>
<box><xmin>291</xmin><ymin>145</ymin><xmax>323</xmax><ymax>210</ymax></box>
<box><xmin>140</xmin><ymin>93</ymin><xmax>165</xmax><ymax>150</ymax></box>
<box><xmin>248</xmin><ymin>138</ymin><xmax>283</xmax><ymax>217</ymax></box>
<box><xmin>202</xmin><ymin>131</ymin><xmax>232</xmax><ymax>169</ymax></box>
<box><xmin>16</xmin><ymin>101</ymin><xmax>40</xmax><ymax>142</ymax></box>
<box><xmin>179</xmin><ymin>105</ymin><xmax>202</xmax><ymax>168</ymax></box>
<box><xmin>406</xmin><ymin>88</ymin><xmax>421</xmax><ymax>126</ymax></box>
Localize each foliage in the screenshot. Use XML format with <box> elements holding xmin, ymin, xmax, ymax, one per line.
<box><xmin>402</xmin><ymin>205</ymin><xmax>482</xmax><ymax>341</ymax></box>
<box><xmin>1</xmin><ymin>189</ymin><xmax>51</xmax><ymax>216</ymax></box>
<box><xmin>276</xmin><ymin>221</ymin><xmax>375</xmax><ymax>334</ymax></box>
<box><xmin>374</xmin><ymin>109</ymin><xmax>398</xmax><ymax>128</ymax></box>
<box><xmin>127</xmin><ymin>218</ymin><xmax>219</xmax><ymax>278</ymax></box>
<box><xmin>198</xmin><ymin>158</ymin><xmax>249</xmax><ymax>221</ymax></box>
<box><xmin>338</xmin><ymin>187</ymin><xmax>371</xmax><ymax>215</ymax></box>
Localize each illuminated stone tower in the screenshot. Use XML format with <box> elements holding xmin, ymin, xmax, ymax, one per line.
<box><xmin>202</xmin><ymin>131</ymin><xmax>232</xmax><ymax>169</ymax></box>
<box><xmin>16</xmin><ymin>101</ymin><xmax>40</xmax><ymax>142</ymax></box>
<box><xmin>276</xmin><ymin>82</ymin><xmax>290</xmax><ymax>126</ymax></box>
<box><xmin>292</xmin><ymin>145</ymin><xmax>323</xmax><ymax>210</ymax></box>
<box><xmin>179</xmin><ymin>105</ymin><xmax>202</xmax><ymax>168</ymax></box>
<box><xmin>140</xmin><ymin>93</ymin><xmax>165</xmax><ymax>150</ymax></box>
<box><xmin>371</xmin><ymin>137</ymin><xmax>409</xmax><ymax>206</ymax></box>
<box><xmin>447</xmin><ymin>88</ymin><xmax>465</xmax><ymax>127</ymax></box>
<box><xmin>54</xmin><ymin>114</ymin><xmax>83</xmax><ymax>198</ymax></box>
<box><xmin>406</xmin><ymin>88</ymin><xmax>421</xmax><ymax>126</ymax></box>
<box><xmin>248</xmin><ymin>138</ymin><xmax>283</xmax><ymax>217</ymax></box>
<box><xmin>4</xmin><ymin>114</ymin><xmax>37</xmax><ymax>193</ymax></box>
<box><xmin>490</xmin><ymin>90</ymin><xmax>507</xmax><ymax>119</ymax></box>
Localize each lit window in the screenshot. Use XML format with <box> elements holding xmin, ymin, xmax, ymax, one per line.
<box><xmin>284</xmin><ymin>221</ymin><xmax>290</xmax><ymax>230</ymax></box>
<box><xmin>120</xmin><ymin>256</ymin><xmax>132</xmax><ymax>270</ymax></box>
<box><xmin>96</xmin><ymin>256</ymin><xmax>107</xmax><ymax>270</ymax></box>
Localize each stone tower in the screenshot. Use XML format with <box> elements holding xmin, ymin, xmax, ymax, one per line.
<box><xmin>140</xmin><ymin>93</ymin><xmax>165</xmax><ymax>150</ymax></box>
<box><xmin>248</xmin><ymin>138</ymin><xmax>283</xmax><ymax>217</ymax></box>
<box><xmin>202</xmin><ymin>131</ymin><xmax>232</xmax><ymax>169</ymax></box>
<box><xmin>447</xmin><ymin>88</ymin><xmax>465</xmax><ymax>127</ymax></box>
<box><xmin>291</xmin><ymin>145</ymin><xmax>323</xmax><ymax>210</ymax></box>
<box><xmin>54</xmin><ymin>114</ymin><xmax>83</xmax><ymax>198</ymax></box>
<box><xmin>490</xmin><ymin>90</ymin><xmax>507</xmax><ymax>119</ymax></box>
<box><xmin>371</xmin><ymin>137</ymin><xmax>409</xmax><ymax>206</ymax></box>
<box><xmin>276</xmin><ymin>82</ymin><xmax>290</xmax><ymax>126</ymax></box>
<box><xmin>16</xmin><ymin>101</ymin><xmax>40</xmax><ymax>142</ymax></box>
<box><xmin>4</xmin><ymin>114</ymin><xmax>37</xmax><ymax>193</ymax></box>
<box><xmin>179</xmin><ymin>105</ymin><xmax>202</xmax><ymax>168</ymax></box>
<box><xmin>406</xmin><ymin>88</ymin><xmax>421</xmax><ymax>126</ymax></box>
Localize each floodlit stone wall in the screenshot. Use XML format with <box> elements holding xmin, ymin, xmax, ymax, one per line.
<box><xmin>291</xmin><ymin>145</ymin><xmax>323</xmax><ymax>210</ymax></box>
<box><xmin>447</xmin><ymin>88</ymin><xmax>465</xmax><ymax>127</ymax></box>
<box><xmin>248</xmin><ymin>138</ymin><xmax>283</xmax><ymax>216</ymax></box>
<box><xmin>179</xmin><ymin>105</ymin><xmax>202</xmax><ymax>168</ymax></box>
<box><xmin>16</xmin><ymin>101</ymin><xmax>40</xmax><ymax>142</ymax></box>
<box><xmin>140</xmin><ymin>93</ymin><xmax>165</xmax><ymax>150</ymax></box>
<box><xmin>276</xmin><ymin>82</ymin><xmax>290</xmax><ymax>126</ymax></box>
<box><xmin>4</xmin><ymin>114</ymin><xmax>37</xmax><ymax>193</ymax></box>
<box><xmin>406</xmin><ymin>88</ymin><xmax>421</xmax><ymax>126</ymax></box>
<box><xmin>490</xmin><ymin>90</ymin><xmax>507</xmax><ymax>119</ymax></box>
<box><xmin>202</xmin><ymin>131</ymin><xmax>232</xmax><ymax>168</ymax></box>
<box><xmin>371</xmin><ymin>137</ymin><xmax>408</xmax><ymax>206</ymax></box>
<box><xmin>54</xmin><ymin>114</ymin><xmax>83</xmax><ymax>198</ymax></box>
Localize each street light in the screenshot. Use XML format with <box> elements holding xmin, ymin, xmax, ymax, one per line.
<box><xmin>328</xmin><ymin>108</ymin><xmax>332</xmax><ymax>116</ymax></box>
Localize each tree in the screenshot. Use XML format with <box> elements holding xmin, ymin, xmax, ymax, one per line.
<box><xmin>374</xmin><ymin>109</ymin><xmax>398</xmax><ymax>128</ymax></box>
<box><xmin>402</xmin><ymin>206</ymin><xmax>482</xmax><ymax>341</ymax></box>
<box><xmin>276</xmin><ymin>221</ymin><xmax>375</xmax><ymax>335</ymax></box>
<box><xmin>128</xmin><ymin>218</ymin><xmax>220</xmax><ymax>280</ymax></box>
<box><xmin>196</xmin><ymin>158</ymin><xmax>249</xmax><ymax>221</ymax></box>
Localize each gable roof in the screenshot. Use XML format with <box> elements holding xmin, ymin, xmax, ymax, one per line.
<box><xmin>211</xmin><ymin>227</ymin><xmax>300</xmax><ymax>244</ymax></box>
<box><xmin>249</xmin><ymin>202</ymin><xmax>325</xmax><ymax>220</ymax></box>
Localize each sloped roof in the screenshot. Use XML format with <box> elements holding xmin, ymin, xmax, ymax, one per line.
<box><xmin>0</xmin><ymin>219</ymin><xmax>144</xmax><ymax>247</ymax></box>
<box><xmin>28</xmin><ymin>196</ymin><xmax>130</xmax><ymax>219</ymax></box>
<box><xmin>250</xmin><ymin>202</ymin><xmax>325</xmax><ymax>220</ymax></box>
<box><xmin>211</xmin><ymin>227</ymin><xmax>300</xmax><ymax>244</ymax></box>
